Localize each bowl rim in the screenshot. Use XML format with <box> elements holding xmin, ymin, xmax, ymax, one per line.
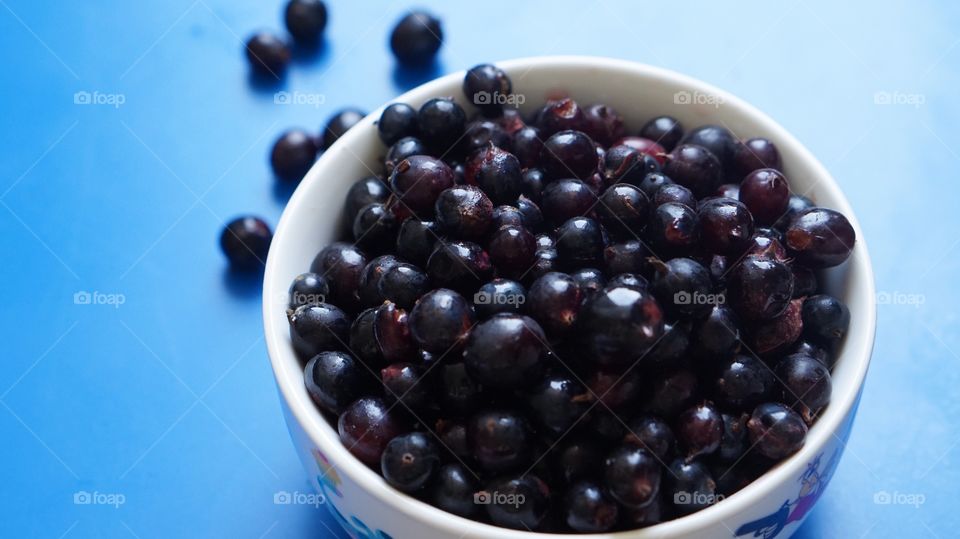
<box><xmin>263</xmin><ymin>55</ymin><xmax>877</xmax><ymax>538</ymax></box>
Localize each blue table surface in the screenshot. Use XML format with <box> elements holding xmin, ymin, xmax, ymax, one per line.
<box><xmin>1</xmin><ymin>0</ymin><xmax>957</xmax><ymax>537</ymax></box>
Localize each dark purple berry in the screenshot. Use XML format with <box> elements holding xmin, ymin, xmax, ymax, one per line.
<box><xmin>647</xmin><ymin>202</ymin><xmax>699</xmax><ymax>256</ymax></box>
<box><xmin>579</xmin><ymin>286</ymin><xmax>664</xmax><ymax>368</ymax></box>
<box><xmin>785</xmin><ymin>208</ymin><xmax>856</xmax><ymax>267</ymax></box>
<box><xmin>385</xmin><ymin>136</ymin><xmax>429</xmax><ymax>172</ymax></box>
<box><xmin>287</xmin><ymin>303</ymin><xmax>349</xmax><ymax>358</ymax></box>
<box><xmin>514</xmin><ymin>127</ymin><xmax>544</xmax><ymax>169</ymax></box>
<box><xmin>390</xmin><ymin>11</ymin><xmax>442</xmax><ymax>65</ymax></box>
<box><xmin>801</xmin><ymin>294</ymin><xmax>850</xmax><ymax>349</ymax></box>
<box><xmin>717</xmin><ymin>412</ymin><xmax>749</xmax><ymax>462</ymax></box>
<box><xmin>564</xmin><ymin>481</ymin><xmax>619</xmax><ymax>532</ymax></box>
<box><xmin>541</xmin><ymin>130</ymin><xmax>598</xmax><ymax>180</ymax></box>
<box><xmin>603</xmin><ymin>144</ymin><xmax>659</xmax><ymax>186</ymax></box>
<box><xmin>675</xmin><ymin>401</ymin><xmax>723</xmax><ymax>460</ymax></box>
<box><xmin>691</xmin><ymin>305</ymin><xmax>742</xmax><ymax>361</ymax></box>
<box><xmin>322</xmin><ymin>108</ymin><xmax>365</xmax><ymax>150</ymax></box>
<box><xmin>604</xmin><ymin>446</ymin><xmax>661</xmax><ymax>508</ymax></box>
<box><xmin>378</xmin><ymin>103</ymin><xmax>420</xmax><ymax>146</ymax></box>
<box><xmin>776</xmin><ymin>353</ymin><xmax>832</xmax><ymax>422</ymax></box>
<box><xmin>666</xmin><ymin>459</ymin><xmax>717</xmax><ymax>515</ymax></box>
<box><xmin>625</xmin><ymin>415</ymin><xmax>675</xmax><ymax>460</ymax></box>
<box><xmin>418</xmin><ymin>97</ymin><xmax>465</xmax><ymax>151</ymax></box>
<box><xmin>663</xmin><ymin>144</ymin><xmax>722</xmax><ymax>198</ymax></box>
<box><xmin>739</xmin><ymin>168</ymin><xmax>790</xmax><ymax>225</ymax></box>
<box><xmin>650</xmin><ymin>257</ymin><xmax>714</xmax><ymax>318</ymax></box>
<box><xmin>474</xmin><ymin>279</ymin><xmax>526</xmax><ymax>318</ymax></box>
<box><xmin>596</xmin><ymin>183</ymin><xmax>649</xmax><ymax>237</ymax></box>
<box><xmin>284</xmin><ymin>0</ymin><xmax>327</xmax><ymax>43</ymax></box>
<box><xmin>640</xmin><ymin>115</ymin><xmax>684</xmax><ymax>151</ymax></box>
<box><xmin>644</xmin><ymin>369</ymin><xmax>698</xmax><ymax>418</ymax></box>
<box><xmin>680</xmin><ymin>125</ymin><xmax>737</xmax><ymax>177</ymax></box>
<box><xmin>381</xmin><ymin>432</ymin><xmax>440</xmax><ymax>493</ymax></box>
<box><xmin>527</xmin><ymin>272</ymin><xmax>582</xmax><ymax>335</ymax></box>
<box><xmin>304</xmin><ymin>351</ymin><xmax>368</xmax><ymax>415</ymax></box>
<box><xmin>289</xmin><ymin>272</ymin><xmax>330</xmax><ymax>308</ymax></box>
<box><xmin>570</xmin><ymin>267</ymin><xmax>605</xmax><ymax>300</ymax></box>
<box><xmin>462</xmin><ymin>120</ymin><xmax>511</xmax><ymax>155</ymax></box>
<box><xmin>483</xmin><ymin>475</ymin><xmax>551</xmax><ymax>530</ymax></box>
<box><xmin>245</xmin><ymin>33</ymin><xmax>290</xmax><ymax>76</ymax></box>
<box><xmin>636</xmin><ymin>171</ymin><xmax>673</xmax><ymax>198</ymax></box>
<box><xmin>463</xmin><ymin>314</ymin><xmax>546</xmax><ymax>389</ymax></box>
<box><xmin>541</xmin><ymin>178</ymin><xmax>597</xmax><ymax>227</ymax></box>
<box><xmin>463</xmin><ymin>64</ymin><xmax>513</xmax><ymax>116</ymax></box>
<box><xmin>345</xmin><ymin>176</ymin><xmax>390</xmax><ymax>224</ymax></box>
<box><xmin>220</xmin><ymin>216</ymin><xmax>272</xmax><ymax>270</ymax></box>
<box><xmin>338</xmin><ymin>397</ymin><xmax>406</xmax><ymax>465</ymax></box>
<box><xmin>488</xmin><ymin>225</ymin><xmax>537</xmax><ymax>279</ymax></box>
<box><xmin>378</xmin><ymin>262</ymin><xmax>429</xmax><ymax>309</ymax></box>
<box><xmin>653</xmin><ymin>183</ymin><xmax>696</xmax><ymax>209</ymax></box>
<box><xmin>735</xmin><ymin>137</ymin><xmax>782</xmax><ymax>177</ymax></box>
<box><xmin>434</xmin><ymin>185</ymin><xmax>493</xmax><ymax>240</ymax></box>
<box><xmin>271</xmin><ymin>129</ymin><xmax>318</xmax><ymax>182</ymax></box>
<box><xmin>526</xmin><ymin>372</ymin><xmax>590</xmax><ymax>435</ymax></box>
<box><xmin>358</xmin><ymin>255</ymin><xmax>399</xmax><ymax>307</ymax></box>
<box><xmin>438</xmin><ymin>363</ymin><xmax>482</xmax><ymax>414</ymax></box>
<box><xmin>713</xmin><ymin>354</ymin><xmax>776</xmax><ymax>410</ymax></box>
<box><xmin>747</xmin><ymin>402</ymin><xmax>807</xmax><ymax>460</ymax></box>
<box><xmin>603</xmin><ymin>240</ymin><xmax>649</xmax><ymax>276</ymax></box>
<box><xmin>353</xmin><ymin>202</ymin><xmax>397</xmax><ymax>253</ymax></box>
<box><xmin>728</xmin><ymin>255</ymin><xmax>794</xmax><ymax>320</ymax></box>
<box><xmin>556</xmin><ymin>217</ymin><xmax>606</xmax><ymax>269</ymax></box>
<box><xmin>390</xmin><ymin>155</ymin><xmax>455</xmax><ymax>217</ymax></box>
<box><xmin>698</xmin><ymin>197</ymin><xmax>755</xmax><ymax>256</ymax></box>
<box><xmin>430</xmin><ymin>464</ymin><xmax>480</xmax><ymax>518</ymax></box>
<box><xmin>409</xmin><ymin>288</ymin><xmax>475</xmax><ymax>354</ymax></box>
<box><xmin>583</xmin><ymin>103</ymin><xmax>625</xmax><ymax>147</ymax></box>
<box><xmin>395</xmin><ymin>218</ymin><xmax>436</xmax><ymax>266</ymax></box>
<box><xmin>468</xmin><ymin>409</ymin><xmax>532</xmax><ymax>472</ymax></box>
<box><xmin>464</xmin><ymin>144</ymin><xmax>523</xmax><ymax>204</ymax></box>
<box><xmin>536</xmin><ymin>98</ymin><xmax>585</xmax><ymax>136</ymax></box>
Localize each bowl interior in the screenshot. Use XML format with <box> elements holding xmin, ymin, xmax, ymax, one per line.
<box><xmin>263</xmin><ymin>56</ymin><xmax>876</xmax><ymax>537</ymax></box>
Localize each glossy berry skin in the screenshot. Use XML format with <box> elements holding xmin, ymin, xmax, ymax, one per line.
<box><xmin>516</xmin><ymin>196</ymin><xmax>544</xmax><ymax>232</ymax></box>
<box><xmin>604</xmin><ymin>445</ymin><xmax>661</xmax><ymax>508</ymax></box>
<box><xmin>220</xmin><ymin>216</ymin><xmax>272</xmax><ymax>270</ymax></box>
<box><xmin>463</xmin><ymin>64</ymin><xmax>512</xmax><ymax>116</ymax></box>
<box><xmin>350</xmin><ymin>308</ymin><xmax>384</xmax><ymax>367</ymax></box>
<box><xmin>527</xmin><ymin>272</ymin><xmax>583</xmax><ymax>335</ymax></box>
<box><xmin>409</xmin><ymin>288</ymin><xmax>475</xmax><ymax>354</ymax></box>
<box><xmin>345</xmin><ymin>176</ymin><xmax>390</xmax><ymax>224</ymax></box>
<box><xmin>602</xmin><ymin>145</ymin><xmax>658</xmax><ymax>186</ymax></box>
<box><xmin>774</xmin><ymin>194</ymin><xmax>815</xmax><ymax>231</ymax></box>
<box><xmin>556</xmin><ymin>217</ymin><xmax>606</xmax><ymax>269</ymax></box>
<box><xmin>747</xmin><ymin>402</ymin><xmax>808</xmax><ymax>460</ymax></box>
<box><xmin>637</xmin><ymin>171</ymin><xmax>673</xmax><ymax>198</ymax></box>
<box><xmin>389</xmin><ymin>11</ymin><xmax>443</xmax><ymax>65</ymax></box>
<box><xmin>463</xmin><ymin>314</ymin><xmax>546</xmax><ymax>389</ymax></box>
<box><xmin>483</xmin><ymin>475</ymin><xmax>551</xmax><ymax>530</ymax></box>
<box><xmin>338</xmin><ymin>397</ymin><xmax>406</xmax><ymax>465</ymax></box>
<box><xmin>284</xmin><ymin>0</ymin><xmax>327</xmax><ymax>42</ymax></box>
<box><xmin>270</xmin><ymin>129</ymin><xmax>318</xmax><ymax>182</ymax></box>
<box><xmin>287</xmin><ymin>303</ymin><xmax>349</xmax><ymax>358</ymax></box>
<box><xmin>394</xmin><ymin>218</ymin><xmax>436</xmax><ymax>266</ymax></box>
<box><xmin>617</xmin><ymin>136</ymin><xmax>668</xmax><ymax>165</ymax></box>
<box><xmin>647</xmin><ymin>202</ymin><xmax>699</xmax><ymax>256</ymax></box>
<box><xmin>378</xmin><ymin>263</ymin><xmax>429</xmax><ymax>309</ymax></box>
<box><xmin>791</xmin><ymin>340</ymin><xmax>833</xmax><ymax>367</ymax></box>
<box><xmin>640</xmin><ymin>115</ymin><xmax>684</xmax><ymax>151</ymax></box>
<box><xmin>666</xmin><ymin>459</ymin><xmax>717</xmax><ymax>515</ymax></box>
<box><xmin>390</xmin><ymin>155</ymin><xmax>455</xmax><ymax>217</ymax></box>
<box><xmin>491</xmin><ymin>205</ymin><xmax>523</xmax><ymax>229</ymax></box>
<box><xmin>582</xmin><ymin>103</ymin><xmax>625</xmax><ymax>147</ymax></box>
<box><xmin>785</xmin><ymin>208</ymin><xmax>856</xmax><ymax>268</ymax></box>
<box><xmin>372</xmin><ymin>301</ymin><xmax>415</xmax><ymax>363</ymax></box>
<box><xmin>801</xmin><ymin>294</ymin><xmax>850</xmax><ymax>349</ymax></box>
<box><xmin>646</xmin><ymin>320</ymin><xmax>691</xmax><ymax>369</ymax></box>
<box><xmin>378</xmin><ymin>103</ymin><xmax>419</xmax><ymax>146</ymax></box>
<box><xmin>434</xmin><ymin>185</ymin><xmax>493</xmax><ymax>240</ymax></box>
<box><xmin>697</xmin><ymin>197</ymin><xmax>755</xmax><ymax>255</ymax></box>
<box><xmin>739</xmin><ymin>168</ymin><xmax>790</xmax><ymax>225</ymax></box>
<box><xmin>570</xmin><ymin>267</ymin><xmax>605</xmax><ymax>300</ymax></box>
<box><xmin>245</xmin><ymin>33</ymin><xmax>291</xmax><ymax>76</ymax></box>
<box><xmin>311</xmin><ymin>242</ymin><xmax>367</xmax><ymax>311</ymax></box>
<box><xmin>526</xmin><ymin>372</ymin><xmax>590</xmax><ymax>435</ymax></box>
<box><xmin>385</xmin><ymin>136</ymin><xmax>429</xmax><ymax>172</ymax></box>
<box><xmin>353</xmin><ymin>203</ymin><xmax>397</xmax><ymax>253</ymax></box>
<box><xmin>625</xmin><ymin>415</ymin><xmax>675</xmax><ymax>460</ymax></box>
<box><xmin>462</xmin><ymin>120</ymin><xmax>510</xmax><ymax>155</ymax></box>
<box><xmin>691</xmin><ymin>305</ymin><xmax>742</xmax><ymax>362</ymax></box>
<box><xmin>426</xmin><ymin>241</ymin><xmax>492</xmax><ymax>293</ymax></box>
<box><xmin>474</xmin><ymin>279</ymin><xmax>526</xmax><ymax>318</ymax></box>
<box><xmin>289</xmin><ymin>272</ymin><xmax>330</xmax><ymax>308</ymax></box>
<box><xmin>714</xmin><ymin>354</ymin><xmax>776</xmax><ymax>410</ymax></box>
<box><xmin>541</xmin><ymin>130</ymin><xmax>598</xmax><ymax>180</ymax></box>
<box><xmin>418</xmin><ymin>97</ymin><xmax>466</xmax><ymax>149</ymax></box>
<box><xmin>653</xmin><ymin>183</ymin><xmax>696</xmax><ymax>209</ymax></box>
<box><xmin>514</xmin><ymin>127</ymin><xmax>544</xmax><ymax>169</ymax></box>
<box><xmin>579</xmin><ymin>286</ymin><xmax>664</xmax><ymax>368</ymax></box>
<box><xmin>664</xmin><ymin>144</ymin><xmax>723</xmax><ymax>198</ymax></box>
<box><xmin>792</xmin><ymin>266</ymin><xmax>819</xmax><ymax>298</ymax></box>
<box><xmin>358</xmin><ymin>255</ymin><xmax>399</xmax><ymax>307</ymax></box>
<box><xmin>603</xmin><ymin>240</ymin><xmax>649</xmax><ymax>276</ymax></box>
<box><xmin>380</xmin><ymin>363</ymin><xmax>431</xmax><ymax>410</ymax></box>
<box><xmin>675</xmin><ymin>401</ymin><xmax>723</xmax><ymax>460</ymax></box>
<box><xmin>776</xmin><ymin>353</ymin><xmax>832</xmax><ymax>421</ymax></box>
<box><xmin>715</xmin><ymin>183</ymin><xmax>740</xmax><ymax>199</ymax></box>
<box><xmin>597</xmin><ymin>183</ymin><xmax>650</xmax><ymax>238</ymax></box>
<box><xmin>488</xmin><ymin>225</ymin><xmax>537</xmax><ymax>279</ymax></box>
<box><xmin>564</xmin><ymin>481</ymin><xmax>620</xmax><ymax>533</ymax></box>
<box><xmin>381</xmin><ymin>432</ymin><xmax>440</xmax><ymax>493</ymax></box>
<box><xmin>322</xmin><ymin>108</ymin><xmax>365</xmax><ymax>150</ymax></box>
<box><xmin>541</xmin><ymin>179</ymin><xmax>597</xmax><ymax>227</ymax></box>
<box><xmin>464</xmin><ymin>145</ymin><xmax>523</xmax><ymax>205</ymax></box>
<box><xmin>468</xmin><ymin>409</ymin><xmax>531</xmax><ymax>472</ymax></box>
<box><xmin>728</xmin><ymin>255</ymin><xmax>794</xmax><ymax>320</ymax></box>
<box><xmin>735</xmin><ymin>137</ymin><xmax>782</xmax><ymax>177</ymax></box>
<box><xmin>680</xmin><ymin>125</ymin><xmax>737</xmax><ymax>176</ymax></box>
<box><xmin>650</xmin><ymin>257</ymin><xmax>714</xmax><ymax>318</ymax></box>
<box><xmin>536</xmin><ymin>98</ymin><xmax>586</xmax><ymax>136</ymax></box>
<box><xmin>430</xmin><ymin>464</ymin><xmax>480</xmax><ymax>518</ymax></box>
<box><xmin>304</xmin><ymin>351</ymin><xmax>367</xmax><ymax>415</ymax></box>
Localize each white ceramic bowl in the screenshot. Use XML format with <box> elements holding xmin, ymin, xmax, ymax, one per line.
<box><xmin>264</xmin><ymin>56</ymin><xmax>876</xmax><ymax>539</ymax></box>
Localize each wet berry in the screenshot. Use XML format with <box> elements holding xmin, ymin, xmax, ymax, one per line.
<box><xmin>647</xmin><ymin>202</ymin><xmax>699</xmax><ymax>256</ymax></box>
<box><xmin>488</xmin><ymin>225</ymin><xmax>537</xmax><ymax>279</ymax></box>
<box><xmin>579</xmin><ymin>286</ymin><xmax>664</xmax><ymax>368</ymax></box>
<box><xmin>435</xmin><ymin>185</ymin><xmax>493</xmax><ymax>240</ymax></box>
<box><xmin>287</xmin><ymin>303</ymin><xmax>350</xmax><ymax>358</ymax></box>
<box><xmin>653</xmin><ymin>183</ymin><xmax>696</xmax><ymax>209</ymax></box>
<box><xmin>596</xmin><ymin>183</ymin><xmax>649</xmax><ymax>237</ymax></box>
<box><xmin>801</xmin><ymin>294</ymin><xmax>850</xmax><ymax>350</ymax></box>
<box><xmin>697</xmin><ymin>197</ymin><xmax>755</xmax><ymax>256</ymax></box>
<box><xmin>650</xmin><ymin>257</ymin><xmax>714</xmax><ymax>318</ymax></box>
<box><xmin>728</xmin><ymin>255</ymin><xmax>794</xmax><ymax>320</ymax></box>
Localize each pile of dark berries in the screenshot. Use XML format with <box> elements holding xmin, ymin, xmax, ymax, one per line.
<box><xmin>287</xmin><ymin>63</ymin><xmax>854</xmax><ymax>533</ymax></box>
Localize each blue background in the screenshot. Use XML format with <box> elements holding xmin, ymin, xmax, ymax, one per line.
<box><xmin>0</xmin><ymin>0</ymin><xmax>956</xmax><ymax>537</ymax></box>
